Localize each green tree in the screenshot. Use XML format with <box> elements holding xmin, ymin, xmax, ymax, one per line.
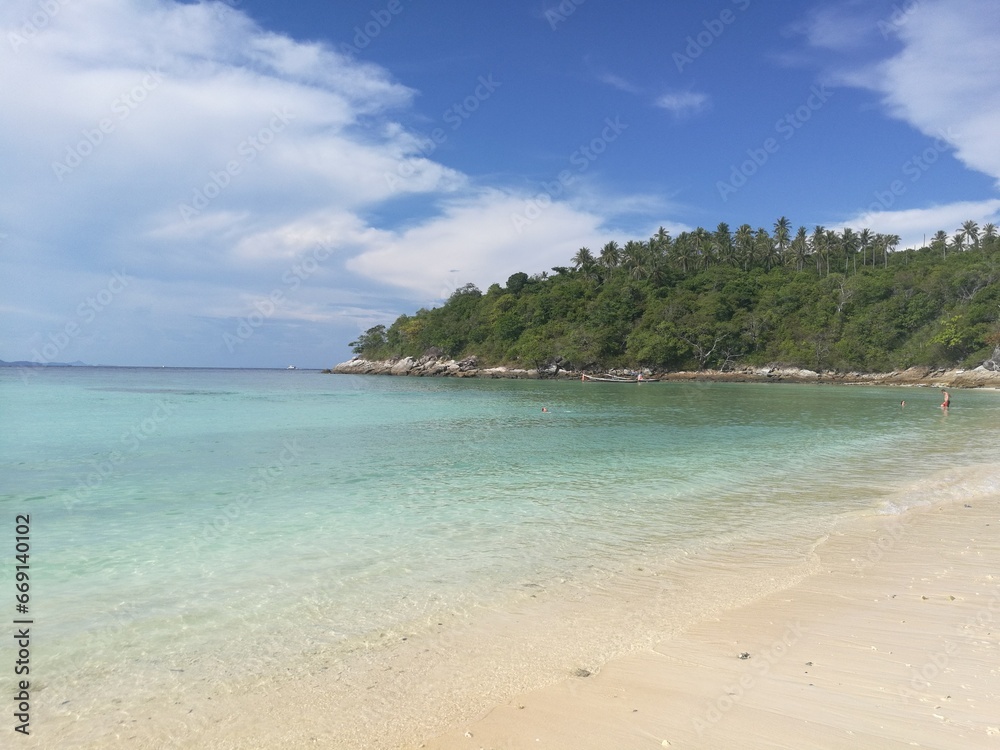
<box><xmin>773</xmin><ymin>216</ymin><xmax>791</xmax><ymax>266</ymax></box>
<box><xmin>859</xmin><ymin>228</ymin><xmax>873</xmax><ymax>267</ymax></box>
<box><xmin>714</xmin><ymin>223</ymin><xmax>735</xmax><ymax>267</ymax></box>
<box><xmin>349</xmin><ymin>324</ymin><xmax>388</xmax><ymax>356</ymax></box>
<box><xmin>599</xmin><ymin>241</ymin><xmax>621</xmax><ymax>275</ymax></box>
<box><xmin>961</xmin><ymin>220</ymin><xmax>980</xmax><ymax>250</ymax></box>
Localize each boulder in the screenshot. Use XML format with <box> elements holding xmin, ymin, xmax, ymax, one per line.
<box><xmin>389</xmin><ymin>357</ymin><xmax>415</xmax><ymax>375</ymax></box>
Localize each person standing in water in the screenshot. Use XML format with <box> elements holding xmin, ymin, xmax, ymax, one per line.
<box><xmin>941</xmin><ymin>390</ymin><xmax>950</xmax><ymax>410</ymax></box>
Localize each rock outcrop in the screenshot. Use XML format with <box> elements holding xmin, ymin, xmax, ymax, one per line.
<box><xmin>326</xmin><ymin>357</ymin><xmax>1000</xmax><ymax>388</ymax></box>
<box><xmin>329</xmin><ymin>355</ymin><xmax>566</xmax><ymax>379</ymax></box>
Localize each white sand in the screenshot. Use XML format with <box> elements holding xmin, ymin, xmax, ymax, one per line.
<box><xmin>420</xmin><ymin>494</ymin><xmax>1000</xmax><ymax>749</ymax></box>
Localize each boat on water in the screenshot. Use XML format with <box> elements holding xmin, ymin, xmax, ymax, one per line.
<box><xmin>286</xmin><ymin>365</ymin><xmax>297</xmax><ymax>370</ymax></box>
<box><xmin>581</xmin><ymin>373</ymin><xmax>658</xmax><ymax>383</ymax></box>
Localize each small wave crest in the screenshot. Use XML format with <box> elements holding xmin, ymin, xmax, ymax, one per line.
<box><xmin>876</xmin><ymin>462</ymin><xmax>1000</xmax><ymax>515</ymax></box>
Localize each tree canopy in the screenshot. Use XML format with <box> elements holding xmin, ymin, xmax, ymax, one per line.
<box><xmin>351</xmin><ymin>219</ymin><xmax>1000</xmax><ymax>373</ymax></box>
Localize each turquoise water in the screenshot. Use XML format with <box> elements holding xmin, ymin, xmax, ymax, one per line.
<box><xmin>3</xmin><ymin>367</ymin><xmax>1000</xmax><ymax>740</ymax></box>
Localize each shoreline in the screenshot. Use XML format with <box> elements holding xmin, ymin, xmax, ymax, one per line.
<box><xmin>419</xmin><ymin>481</ymin><xmax>1000</xmax><ymax>749</ymax></box>
<box><xmin>327</xmin><ymin>356</ymin><xmax>1000</xmax><ymax>389</ymax></box>
<box><xmin>27</xmin><ymin>465</ymin><xmax>1000</xmax><ymax>749</ymax></box>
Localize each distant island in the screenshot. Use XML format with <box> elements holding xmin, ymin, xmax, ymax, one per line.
<box><xmin>341</xmin><ymin>218</ymin><xmax>1000</xmax><ymax>379</ymax></box>
<box><xmin>0</xmin><ymin>359</ymin><xmax>89</xmax><ymax>368</ymax></box>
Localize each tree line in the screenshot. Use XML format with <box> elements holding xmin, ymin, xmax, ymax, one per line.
<box><xmin>350</xmin><ymin>218</ymin><xmax>1000</xmax><ymax>373</ymax></box>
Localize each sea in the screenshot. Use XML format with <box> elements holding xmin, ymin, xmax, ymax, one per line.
<box><xmin>3</xmin><ymin>366</ymin><xmax>999</xmax><ymax>748</ymax></box>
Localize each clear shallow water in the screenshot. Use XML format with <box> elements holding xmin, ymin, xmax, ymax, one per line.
<box><xmin>3</xmin><ymin>367</ymin><xmax>1000</xmax><ymax>728</ymax></box>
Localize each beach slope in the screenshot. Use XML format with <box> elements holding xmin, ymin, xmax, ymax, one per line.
<box><xmin>421</xmin><ymin>493</ymin><xmax>1000</xmax><ymax>749</ymax></box>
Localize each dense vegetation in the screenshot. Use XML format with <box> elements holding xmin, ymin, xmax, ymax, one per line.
<box><xmin>351</xmin><ymin>219</ymin><xmax>1000</xmax><ymax>373</ymax></box>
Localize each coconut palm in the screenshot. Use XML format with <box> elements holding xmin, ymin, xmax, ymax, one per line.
<box><xmin>572</xmin><ymin>246</ymin><xmax>595</xmax><ymax>270</ymax></box>
<box><xmin>883</xmin><ymin>233</ymin><xmax>900</xmax><ymax>268</ymax></box>
<box><xmin>714</xmin><ymin>223</ymin><xmax>735</xmax><ymax>267</ymax></box>
<box><xmin>858</xmin><ymin>228</ymin><xmax>873</xmax><ymax>267</ymax></box>
<box><xmin>841</xmin><ymin>227</ymin><xmax>858</xmax><ymax>273</ymax></box>
<box><xmin>931</xmin><ymin>230</ymin><xmax>949</xmax><ymax>259</ymax></box>
<box><xmin>791</xmin><ymin>226</ymin><xmax>809</xmax><ymax>271</ymax></box>
<box><xmin>811</xmin><ymin>226</ymin><xmax>826</xmax><ymax>274</ymax></box>
<box><xmin>961</xmin><ymin>220</ymin><xmax>980</xmax><ymax>250</ymax></box>
<box><xmin>622</xmin><ymin>240</ymin><xmax>647</xmax><ymax>280</ymax></box>
<box><xmin>734</xmin><ymin>224</ymin><xmax>754</xmax><ymax>270</ymax></box>
<box><xmin>773</xmin><ymin>217</ymin><xmax>791</xmax><ymax>265</ymax></box>
<box><xmin>951</xmin><ymin>231</ymin><xmax>965</xmax><ymax>254</ymax></box>
<box><xmin>672</xmin><ymin>232</ymin><xmax>694</xmax><ymax>274</ymax></box>
<box><xmin>598</xmin><ymin>241</ymin><xmax>621</xmax><ymax>274</ymax></box>
<box><xmin>756</xmin><ymin>228</ymin><xmax>777</xmax><ymax>270</ymax></box>
<box><xmin>693</xmin><ymin>227</ymin><xmax>714</xmax><ymax>270</ymax></box>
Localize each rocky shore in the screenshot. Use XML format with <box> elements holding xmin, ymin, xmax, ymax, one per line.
<box><xmin>326</xmin><ymin>354</ymin><xmax>1000</xmax><ymax>388</ymax></box>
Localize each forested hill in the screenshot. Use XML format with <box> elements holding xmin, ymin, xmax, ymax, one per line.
<box><xmin>350</xmin><ymin>220</ymin><xmax>1000</xmax><ymax>374</ymax></box>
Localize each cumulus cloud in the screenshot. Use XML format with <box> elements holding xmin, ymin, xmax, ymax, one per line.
<box><xmin>347</xmin><ymin>189</ymin><xmax>607</xmax><ymax>300</ymax></box>
<box><xmin>868</xmin><ymin>0</ymin><xmax>1000</xmax><ymax>187</ymax></box>
<box><xmin>804</xmin><ymin>0</ymin><xmax>1000</xmax><ymax>187</ymax></box>
<box><xmin>0</xmin><ymin>0</ymin><xmax>640</xmax><ymax>365</ymax></box>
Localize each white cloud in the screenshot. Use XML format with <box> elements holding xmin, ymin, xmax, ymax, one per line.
<box><xmin>655</xmin><ymin>91</ymin><xmax>709</xmax><ymax>119</ymax></box>
<box><xmin>808</xmin><ymin>0</ymin><xmax>1000</xmax><ymax>188</ymax></box>
<box><xmin>836</xmin><ymin>199</ymin><xmax>1000</xmax><ymax>249</ymax></box>
<box><xmin>347</xmin><ymin>189</ymin><xmax>608</xmax><ymax>301</ymax></box>
<box><xmin>870</xmin><ymin>0</ymin><xmax>1000</xmax><ymax>186</ymax></box>
<box><xmin>0</xmin><ymin>0</ymin><xmax>681</xmax><ymax>365</ymax></box>
<box><xmin>598</xmin><ymin>73</ymin><xmax>642</xmax><ymax>95</ymax></box>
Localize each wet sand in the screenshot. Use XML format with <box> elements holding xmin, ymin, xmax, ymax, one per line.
<box><xmin>420</xmin><ymin>490</ymin><xmax>1000</xmax><ymax>749</ymax></box>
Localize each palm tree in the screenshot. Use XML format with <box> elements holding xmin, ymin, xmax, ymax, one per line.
<box><xmin>756</xmin><ymin>227</ymin><xmax>777</xmax><ymax>270</ymax></box>
<box><xmin>791</xmin><ymin>226</ymin><xmax>809</xmax><ymax>271</ymax></box>
<box><xmin>598</xmin><ymin>241</ymin><xmax>621</xmax><ymax>274</ymax></box>
<box><xmin>622</xmin><ymin>240</ymin><xmax>647</xmax><ymax>280</ymax></box>
<box><xmin>883</xmin><ymin>233</ymin><xmax>900</xmax><ymax>268</ymax></box>
<box><xmin>951</xmin><ymin>231</ymin><xmax>965</xmax><ymax>254</ymax></box>
<box><xmin>961</xmin><ymin>220</ymin><xmax>980</xmax><ymax>250</ymax></box>
<box><xmin>572</xmin><ymin>246</ymin><xmax>598</xmax><ymax>281</ymax></box>
<box><xmin>572</xmin><ymin>246</ymin><xmax>595</xmax><ymax>271</ymax></box>
<box><xmin>693</xmin><ymin>227</ymin><xmax>714</xmax><ymax>270</ymax></box>
<box><xmin>983</xmin><ymin>223</ymin><xmax>997</xmax><ymax>244</ymax></box>
<box><xmin>735</xmin><ymin>224</ymin><xmax>754</xmax><ymax>270</ymax></box>
<box><xmin>653</xmin><ymin>226</ymin><xmax>671</xmax><ymax>248</ymax></box>
<box><xmin>642</xmin><ymin>246</ymin><xmax>668</xmax><ymax>286</ymax></box>
<box><xmin>773</xmin><ymin>217</ymin><xmax>791</xmax><ymax>265</ymax></box>
<box><xmin>714</xmin><ymin>223</ymin><xmax>735</xmax><ymax>267</ymax></box>
<box><xmin>931</xmin><ymin>230</ymin><xmax>949</xmax><ymax>259</ymax></box>
<box><xmin>858</xmin><ymin>228</ymin><xmax>873</xmax><ymax>267</ymax></box>
<box><xmin>841</xmin><ymin>227</ymin><xmax>858</xmax><ymax>274</ymax></box>
<box><xmin>825</xmin><ymin>229</ymin><xmax>840</xmax><ymax>274</ymax></box>
<box><xmin>811</xmin><ymin>226</ymin><xmax>826</xmax><ymax>274</ymax></box>
<box><xmin>672</xmin><ymin>232</ymin><xmax>694</xmax><ymax>275</ymax></box>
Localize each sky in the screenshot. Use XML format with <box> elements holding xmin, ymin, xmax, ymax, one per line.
<box><xmin>1</xmin><ymin>0</ymin><xmax>999</xmax><ymax>368</ymax></box>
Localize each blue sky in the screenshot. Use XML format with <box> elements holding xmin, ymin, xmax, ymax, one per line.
<box><xmin>2</xmin><ymin>0</ymin><xmax>998</xmax><ymax>368</ymax></box>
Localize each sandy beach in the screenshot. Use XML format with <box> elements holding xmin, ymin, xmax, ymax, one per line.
<box><xmin>420</xmin><ymin>476</ymin><xmax>1000</xmax><ymax>750</ymax></box>
<box><xmin>31</xmin><ymin>468</ymin><xmax>999</xmax><ymax>750</ymax></box>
